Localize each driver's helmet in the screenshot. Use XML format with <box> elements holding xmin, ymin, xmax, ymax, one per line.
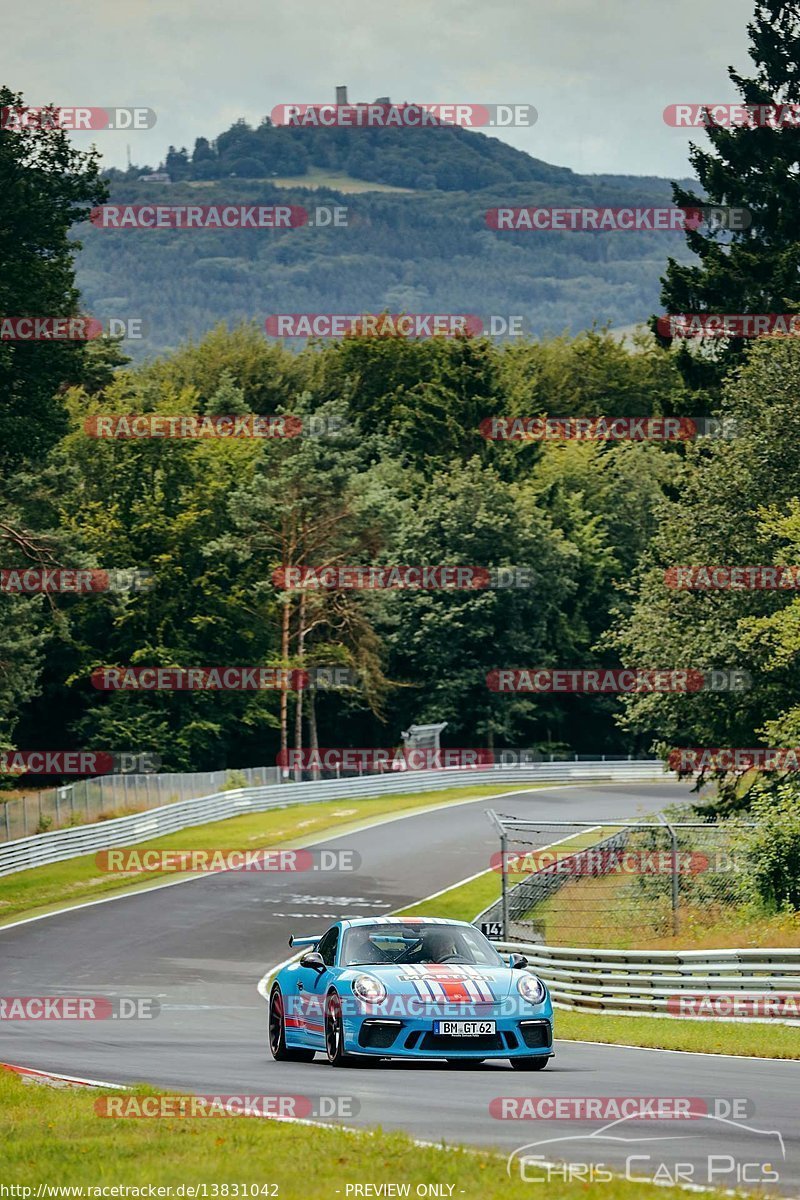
<box><xmin>421</xmin><ymin>927</ymin><xmax>459</xmax><ymax>962</ymax></box>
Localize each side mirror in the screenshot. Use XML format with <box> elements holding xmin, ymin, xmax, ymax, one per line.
<box><xmin>509</xmin><ymin>953</ymin><xmax>529</xmax><ymax>970</ymax></box>
<box><xmin>300</xmin><ymin>951</ymin><xmax>326</xmax><ymax>973</ymax></box>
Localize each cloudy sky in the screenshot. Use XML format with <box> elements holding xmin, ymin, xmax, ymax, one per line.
<box><xmin>3</xmin><ymin>0</ymin><xmax>757</xmax><ymax>178</ymax></box>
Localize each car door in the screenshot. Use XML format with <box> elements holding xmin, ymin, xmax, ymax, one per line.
<box><xmin>293</xmin><ymin>925</ymin><xmax>339</xmax><ymax>1047</ymax></box>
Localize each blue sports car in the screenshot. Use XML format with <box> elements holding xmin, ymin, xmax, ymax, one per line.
<box><xmin>267</xmin><ymin>916</ymin><xmax>553</xmax><ymax>1068</ymax></box>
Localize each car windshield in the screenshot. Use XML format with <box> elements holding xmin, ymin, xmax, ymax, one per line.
<box><xmin>341</xmin><ymin>922</ymin><xmax>504</xmax><ymax>967</ymax></box>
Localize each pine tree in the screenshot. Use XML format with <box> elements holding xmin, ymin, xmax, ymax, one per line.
<box><xmin>657</xmin><ymin>2</ymin><xmax>800</xmax><ymax>386</ymax></box>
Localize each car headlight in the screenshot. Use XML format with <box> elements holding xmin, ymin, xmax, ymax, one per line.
<box><xmin>352</xmin><ymin>974</ymin><xmax>387</xmax><ymax>1003</ymax></box>
<box><xmin>517</xmin><ymin>974</ymin><xmax>546</xmax><ymax>1004</ymax></box>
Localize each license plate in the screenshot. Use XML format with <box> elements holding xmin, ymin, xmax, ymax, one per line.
<box><xmin>433</xmin><ymin>1020</ymin><xmax>496</xmax><ymax>1036</ymax></box>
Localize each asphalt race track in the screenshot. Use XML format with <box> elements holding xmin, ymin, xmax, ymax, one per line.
<box><xmin>1</xmin><ymin>780</ymin><xmax>798</xmax><ymax>1195</ymax></box>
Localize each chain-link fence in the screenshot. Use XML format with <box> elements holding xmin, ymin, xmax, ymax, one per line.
<box><xmin>0</xmin><ymin>766</ymin><xmax>280</xmax><ymax>842</ymax></box>
<box><xmin>476</xmin><ymin>813</ymin><xmax>752</xmax><ymax>948</ymax></box>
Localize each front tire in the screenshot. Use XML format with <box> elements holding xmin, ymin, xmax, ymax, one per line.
<box><xmin>510</xmin><ymin>1055</ymin><xmax>550</xmax><ymax>1071</ymax></box>
<box><xmin>325</xmin><ymin>992</ymin><xmax>356</xmax><ymax>1067</ymax></box>
<box><xmin>269</xmin><ymin>987</ymin><xmax>316</xmax><ymax>1062</ymax></box>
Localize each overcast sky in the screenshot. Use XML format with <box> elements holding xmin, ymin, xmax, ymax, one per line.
<box><xmin>2</xmin><ymin>0</ymin><xmax>758</xmax><ymax>178</ymax></box>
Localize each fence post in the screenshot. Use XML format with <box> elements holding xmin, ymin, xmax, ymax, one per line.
<box><xmin>3</xmin><ymin>802</ymin><xmax>9</xmax><ymax>841</ymax></box>
<box><xmin>658</xmin><ymin>814</ymin><xmax>679</xmax><ymax>936</ymax></box>
<box><xmin>500</xmin><ymin>832</ymin><xmax>509</xmax><ymax>939</ymax></box>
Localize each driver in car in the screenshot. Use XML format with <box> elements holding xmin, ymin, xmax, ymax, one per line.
<box><xmin>417</xmin><ymin>928</ymin><xmax>461</xmax><ymax>963</ymax></box>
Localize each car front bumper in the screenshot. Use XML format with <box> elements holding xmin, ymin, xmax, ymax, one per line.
<box><xmin>345</xmin><ymin>1013</ymin><xmax>553</xmax><ymax>1059</ymax></box>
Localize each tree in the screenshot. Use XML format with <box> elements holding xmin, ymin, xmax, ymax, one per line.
<box><xmin>192</xmin><ymin>137</ymin><xmax>216</xmax><ymax>163</ymax></box>
<box><xmin>0</xmin><ymin>86</ymin><xmax>108</xmax><ymax>470</ymax></box>
<box><xmin>165</xmin><ymin>146</ymin><xmax>190</xmax><ymax>179</ymax></box>
<box><xmin>0</xmin><ymin>87</ymin><xmax>107</xmax><ymax>756</ymax></box>
<box><xmin>381</xmin><ymin>456</ymin><xmax>579</xmax><ymax>748</ymax></box>
<box><xmin>657</xmin><ymin>2</ymin><xmax>800</xmax><ymax>386</ymax></box>
<box><xmin>612</xmin><ymin>338</ymin><xmax>800</xmax><ymax>808</ymax></box>
<box><xmin>209</xmin><ymin>396</ymin><xmax>393</xmax><ymax>766</ymax></box>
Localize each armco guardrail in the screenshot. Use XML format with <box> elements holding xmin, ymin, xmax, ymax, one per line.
<box><xmin>492</xmin><ymin>941</ymin><xmax>800</xmax><ymax>1020</ymax></box>
<box><xmin>0</xmin><ymin>760</ymin><xmax>665</xmax><ymax>877</ymax></box>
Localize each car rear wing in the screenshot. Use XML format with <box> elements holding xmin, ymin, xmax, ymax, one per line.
<box><xmin>288</xmin><ymin>934</ymin><xmax>321</xmax><ymax>948</ymax></box>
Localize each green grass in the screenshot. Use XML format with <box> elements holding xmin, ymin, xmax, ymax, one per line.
<box><xmin>0</xmin><ymin>1070</ymin><xmax>740</xmax><ymax>1199</ymax></box>
<box><xmin>399</xmin><ymin>868</ymin><xmax>505</xmax><ymax>921</ymax></box>
<box><xmin>556</xmin><ymin>1008</ymin><xmax>800</xmax><ymax>1058</ymax></box>
<box><xmin>0</xmin><ymin>782</ymin><xmax>545</xmax><ymax>926</ymax></box>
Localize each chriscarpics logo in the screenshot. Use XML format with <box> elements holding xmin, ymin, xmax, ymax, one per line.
<box><xmin>507</xmin><ymin>1111</ymin><xmax>784</xmax><ymax>1188</ymax></box>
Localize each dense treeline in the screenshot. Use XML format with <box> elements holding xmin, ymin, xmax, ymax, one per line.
<box><xmin>5</xmin><ymin>323</ymin><xmax>696</xmax><ymax>773</ymax></box>
<box><xmin>109</xmin><ymin>116</ymin><xmax>615</xmax><ymax>192</ymax></box>
<box><xmin>5</xmin><ymin>318</ymin><xmax>800</xmax><ymax>797</ymax></box>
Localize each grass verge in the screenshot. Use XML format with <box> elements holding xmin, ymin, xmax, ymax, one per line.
<box><xmin>0</xmin><ymin>1070</ymin><xmax>738</xmax><ymax>1200</ymax></box>
<box><xmin>555</xmin><ymin>1008</ymin><xmax>800</xmax><ymax>1058</ymax></box>
<box><xmin>0</xmin><ymin>782</ymin><xmax>544</xmax><ymax>927</ymax></box>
